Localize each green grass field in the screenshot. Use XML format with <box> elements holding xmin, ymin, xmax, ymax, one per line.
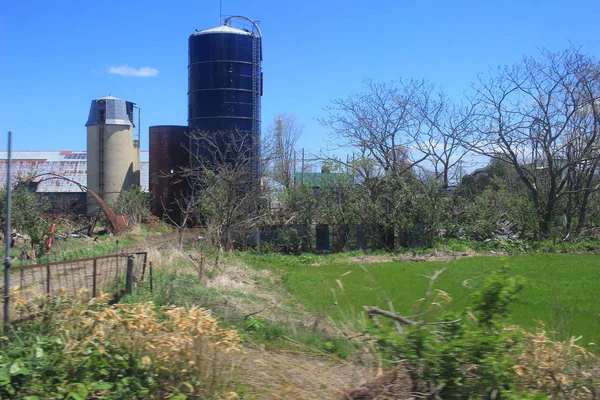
<box><xmin>244</xmin><ymin>253</ymin><xmax>600</xmax><ymax>348</ymax></box>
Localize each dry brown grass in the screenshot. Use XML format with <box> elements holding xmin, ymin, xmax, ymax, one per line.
<box><xmin>235</xmin><ymin>346</ymin><xmax>376</xmax><ymax>399</ymax></box>
<box><xmin>511</xmin><ymin>323</ymin><xmax>599</xmax><ymax>399</ymax></box>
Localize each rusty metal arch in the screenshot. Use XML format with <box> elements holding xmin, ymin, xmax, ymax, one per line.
<box><xmin>27</xmin><ymin>173</ymin><xmax>130</xmax><ymax>235</ymax></box>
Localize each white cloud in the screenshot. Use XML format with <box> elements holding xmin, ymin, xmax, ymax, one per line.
<box><xmin>108</xmin><ymin>65</ymin><xmax>159</xmax><ymax>77</ymax></box>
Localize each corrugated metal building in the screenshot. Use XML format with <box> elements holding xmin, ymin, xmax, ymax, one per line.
<box><xmin>0</xmin><ymin>150</ymin><xmax>149</xmax><ymax>214</ymax></box>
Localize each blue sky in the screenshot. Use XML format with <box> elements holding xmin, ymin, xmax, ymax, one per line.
<box><xmin>1</xmin><ymin>0</ymin><xmax>599</xmax><ymax>158</ymax></box>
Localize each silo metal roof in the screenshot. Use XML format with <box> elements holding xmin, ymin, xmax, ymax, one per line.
<box><xmin>192</xmin><ymin>25</ymin><xmax>253</xmax><ymax>36</ymax></box>
<box><xmin>85</xmin><ymin>97</ymin><xmax>133</xmax><ymax>126</ymax></box>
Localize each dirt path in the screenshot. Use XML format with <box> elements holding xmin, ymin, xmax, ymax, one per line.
<box><xmin>236</xmin><ymin>346</ymin><xmax>376</xmax><ymax>399</ymax></box>
<box><xmin>199</xmin><ymin>258</ymin><xmax>381</xmax><ymax>399</ymax></box>
<box><xmin>343</xmin><ymin>249</ymin><xmax>490</xmax><ymax>265</ymax></box>
<box><xmin>124</xmin><ymin>228</ymin><xmax>205</xmax><ymax>252</ymax></box>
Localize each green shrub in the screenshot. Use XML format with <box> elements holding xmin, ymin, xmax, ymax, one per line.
<box><xmin>113</xmin><ymin>186</ymin><xmax>152</xmax><ymax>225</ymax></box>
<box><xmin>373</xmin><ymin>272</ymin><xmax>528</xmax><ymax>399</ymax></box>
<box><xmin>370</xmin><ymin>270</ymin><xmax>599</xmax><ymax>398</ymax></box>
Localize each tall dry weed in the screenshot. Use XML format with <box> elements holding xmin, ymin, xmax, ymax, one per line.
<box><xmin>510</xmin><ymin>323</ymin><xmax>599</xmax><ymax>399</ymax></box>
<box><xmin>11</xmin><ymin>288</ymin><xmax>241</xmax><ymax>398</ymax></box>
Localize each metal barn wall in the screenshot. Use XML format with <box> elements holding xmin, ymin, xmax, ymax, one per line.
<box><xmin>0</xmin><ymin>151</ymin><xmax>150</xmax><ymax>192</ymax></box>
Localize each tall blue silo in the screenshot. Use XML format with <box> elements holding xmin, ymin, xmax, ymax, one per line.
<box><xmin>188</xmin><ymin>16</ymin><xmax>262</xmax><ymax>187</ymax></box>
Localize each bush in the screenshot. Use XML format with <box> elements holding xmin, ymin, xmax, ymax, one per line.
<box><xmin>0</xmin><ymin>181</ymin><xmax>52</xmax><ymax>259</ymax></box>
<box><xmin>370</xmin><ymin>271</ymin><xmax>598</xmax><ymax>399</ymax></box>
<box><xmin>0</xmin><ymin>289</ymin><xmax>240</xmax><ymax>399</ymax></box>
<box><xmin>113</xmin><ymin>186</ymin><xmax>152</xmax><ymax>225</ymax></box>
<box><xmin>402</xmin><ymin>273</ymin><xmax>525</xmax><ymax>398</ymax></box>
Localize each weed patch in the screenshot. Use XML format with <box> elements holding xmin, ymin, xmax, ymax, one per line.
<box><xmin>0</xmin><ymin>290</ymin><xmax>240</xmax><ymax>399</ymax></box>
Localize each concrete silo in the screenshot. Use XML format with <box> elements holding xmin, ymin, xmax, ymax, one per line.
<box><xmin>86</xmin><ymin>95</ymin><xmax>140</xmax><ymax>214</ymax></box>
<box><xmin>188</xmin><ymin>16</ymin><xmax>262</xmax><ymax>188</ymax></box>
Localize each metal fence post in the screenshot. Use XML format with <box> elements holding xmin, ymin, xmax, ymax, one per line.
<box><xmin>125</xmin><ymin>255</ymin><xmax>135</xmax><ymax>295</ymax></box>
<box><xmin>114</xmin><ymin>240</ymin><xmax>120</xmax><ymax>288</ymax></box>
<box><xmin>3</xmin><ymin>131</ymin><xmax>13</xmax><ymax>333</ymax></box>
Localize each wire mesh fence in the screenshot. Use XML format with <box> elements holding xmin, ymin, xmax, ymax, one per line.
<box><xmin>1</xmin><ymin>252</ymin><xmax>148</xmax><ymax>323</ymax></box>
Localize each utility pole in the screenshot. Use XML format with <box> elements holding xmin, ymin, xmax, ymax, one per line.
<box><xmin>301</xmin><ymin>148</ymin><xmax>305</xmax><ymax>184</ymax></box>
<box><xmin>4</xmin><ymin>131</ymin><xmax>13</xmax><ymax>333</ymax></box>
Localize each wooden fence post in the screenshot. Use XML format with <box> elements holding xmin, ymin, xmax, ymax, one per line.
<box><xmin>125</xmin><ymin>255</ymin><xmax>135</xmax><ymax>295</ymax></box>
<box><xmin>140</xmin><ymin>253</ymin><xmax>147</xmax><ymax>282</ymax></box>
<box><xmin>149</xmin><ymin>261</ymin><xmax>153</xmax><ymax>292</ymax></box>
<box><xmin>92</xmin><ymin>259</ymin><xmax>97</xmax><ymax>297</ymax></box>
<box><xmin>46</xmin><ymin>265</ymin><xmax>51</xmax><ymax>295</ymax></box>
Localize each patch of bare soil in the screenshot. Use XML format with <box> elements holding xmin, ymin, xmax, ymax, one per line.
<box><xmin>346</xmin><ymin>368</ymin><xmax>415</xmax><ymax>400</ymax></box>
<box><xmin>236</xmin><ymin>346</ymin><xmax>377</xmax><ymax>399</ymax></box>
<box><xmin>346</xmin><ymin>249</ymin><xmax>484</xmax><ymax>264</ymax></box>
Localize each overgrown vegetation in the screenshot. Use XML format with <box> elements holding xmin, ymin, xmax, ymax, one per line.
<box><xmin>372</xmin><ymin>272</ymin><xmax>598</xmax><ymax>399</ymax></box>
<box><xmin>9</xmin><ymin>223</ymin><xmax>170</xmax><ymax>268</ymax></box>
<box><xmin>2</xmin><ymin>234</ymin><xmax>599</xmax><ymax>399</ymax></box>
<box><xmin>112</xmin><ymin>185</ymin><xmax>152</xmax><ymax>225</ymax></box>
<box><xmin>0</xmin><ymin>180</ymin><xmax>52</xmax><ymax>260</ymax></box>
<box><xmin>0</xmin><ymin>289</ymin><xmax>240</xmax><ymax>399</ymax></box>
<box><xmin>125</xmin><ymin>250</ymin><xmax>356</xmax><ymax>360</ymax></box>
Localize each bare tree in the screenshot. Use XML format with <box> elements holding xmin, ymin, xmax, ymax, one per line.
<box><xmin>183</xmin><ymin>129</ymin><xmax>264</xmax><ymax>267</ymax></box>
<box><xmin>563</xmin><ymin>70</ymin><xmax>600</xmax><ymax>233</ymax></box>
<box><xmin>411</xmin><ymin>85</ymin><xmax>477</xmax><ymax>188</ymax></box>
<box><xmin>263</xmin><ymin>114</ymin><xmax>303</xmax><ymax>188</ymax></box>
<box><xmin>161</xmin><ymin>188</ymin><xmax>198</xmax><ymax>250</ymax></box>
<box><xmin>321</xmin><ymin>78</ymin><xmax>429</xmax><ymax>178</ymax></box>
<box><xmin>471</xmin><ymin>48</ymin><xmax>600</xmax><ymax>235</ymax></box>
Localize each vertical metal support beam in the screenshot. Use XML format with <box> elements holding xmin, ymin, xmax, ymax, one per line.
<box><xmin>149</xmin><ymin>261</ymin><xmax>153</xmax><ymax>292</ymax></box>
<box><xmin>98</xmin><ymin>115</ymin><xmax>105</xmax><ymax>196</ymax></box>
<box><xmin>125</xmin><ymin>255</ymin><xmax>135</xmax><ymax>295</ymax></box>
<box><xmin>219</xmin><ymin>0</ymin><xmax>222</xmax><ymax>25</ymax></box>
<box><xmin>3</xmin><ymin>131</ymin><xmax>13</xmax><ymax>332</ymax></box>
<box><xmin>92</xmin><ymin>259</ymin><xmax>97</xmax><ymax>298</ymax></box>
<box><xmin>46</xmin><ymin>265</ymin><xmax>51</xmax><ymax>295</ymax></box>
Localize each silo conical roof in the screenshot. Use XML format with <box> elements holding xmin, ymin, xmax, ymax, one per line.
<box><xmin>85</xmin><ymin>96</ymin><xmax>133</xmax><ymax>126</ymax></box>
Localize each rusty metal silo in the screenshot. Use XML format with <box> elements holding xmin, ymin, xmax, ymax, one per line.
<box><xmin>149</xmin><ymin>125</ymin><xmax>189</xmax><ymax>224</ymax></box>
